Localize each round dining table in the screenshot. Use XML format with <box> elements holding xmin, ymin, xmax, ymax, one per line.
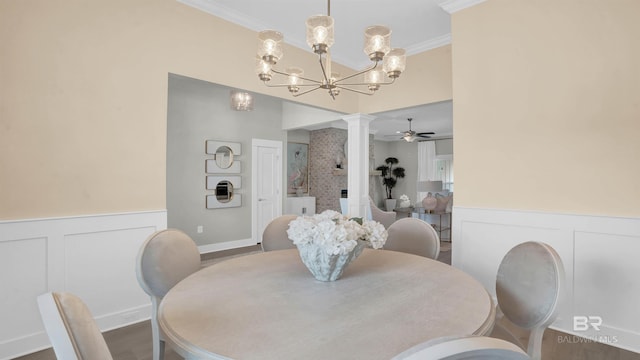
<box><xmin>158</xmin><ymin>249</ymin><xmax>495</xmax><ymax>360</ymax></box>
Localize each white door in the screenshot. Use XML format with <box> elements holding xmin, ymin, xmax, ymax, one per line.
<box><xmin>252</xmin><ymin>139</ymin><xmax>283</xmax><ymax>244</ymax></box>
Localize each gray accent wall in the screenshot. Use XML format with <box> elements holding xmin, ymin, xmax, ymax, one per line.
<box><xmin>167</xmin><ymin>74</ymin><xmax>286</xmax><ymax>246</ymax></box>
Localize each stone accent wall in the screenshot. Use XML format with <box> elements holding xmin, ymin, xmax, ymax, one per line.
<box><xmin>309</xmin><ymin>128</ymin><xmax>375</xmax><ymax>213</ymax></box>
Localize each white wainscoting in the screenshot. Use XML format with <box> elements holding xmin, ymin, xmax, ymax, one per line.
<box><xmin>452</xmin><ymin>207</ymin><xmax>640</xmax><ymax>354</ymax></box>
<box><xmin>0</xmin><ymin>210</ymin><xmax>167</xmax><ymax>360</ymax></box>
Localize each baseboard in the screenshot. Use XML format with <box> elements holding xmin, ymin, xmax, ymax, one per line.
<box><xmin>198</xmin><ymin>238</ymin><xmax>258</xmax><ymax>254</ymax></box>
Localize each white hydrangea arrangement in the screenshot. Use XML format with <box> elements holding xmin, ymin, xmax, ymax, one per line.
<box><xmin>398</xmin><ymin>194</ymin><xmax>411</xmax><ymax>208</ymax></box>
<box><xmin>287</xmin><ymin>210</ymin><xmax>388</xmax><ymax>256</ymax></box>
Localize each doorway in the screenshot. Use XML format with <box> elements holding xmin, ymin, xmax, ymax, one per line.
<box><xmin>251</xmin><ymin>139</ymin><xmax>283</xmax><ymax>244</ymax></box>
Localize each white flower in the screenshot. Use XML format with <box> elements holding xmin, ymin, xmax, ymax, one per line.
<box><xmin>286</xmin><ymin>210</ymin><xmax>388</xmax><ymax>255</ymax></box>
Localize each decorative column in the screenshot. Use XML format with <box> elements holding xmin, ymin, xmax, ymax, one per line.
<box><xmin>343</xmin><ymin>113</ymin><xmax>375</xmax><ymax>218</ymax></box>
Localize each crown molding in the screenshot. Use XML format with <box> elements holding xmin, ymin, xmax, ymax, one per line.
<box><xmin>406</xmin><ymin>33</ymin><xmax>452</xmax><ymax>55</ymax></box>
<box><xmin>178</xmin><ymin>0</ymin><xmax>268</xmax><ymax>32</ymax></box>
<box><xmin>179</xmin><ymin>0</ymin><xmax>453</xmax><ymax>70</ymax></box>
<box><xmin>438</xmin><ymin>0</ymin><xmax>486</xmax><ymax>14</ymax></box>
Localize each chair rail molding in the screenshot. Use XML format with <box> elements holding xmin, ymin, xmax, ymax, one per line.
<box><xmin>452</xmin><ymin>206</ymin><xmax>640</xmax><ymax>354</ymax></box>
<box><xmin>0</xmin><ymin>210</ymin><xmax>167</xmax><ymax>360</ymax></box>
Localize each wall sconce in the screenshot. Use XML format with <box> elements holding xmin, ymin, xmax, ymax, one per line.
<box><xmin>230</xmin><ymin>90</ymin><xmax>254</xmax><ymax>111</ymax></box>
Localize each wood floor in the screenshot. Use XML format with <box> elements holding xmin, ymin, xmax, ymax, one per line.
<box><xmin>16</xmin><ymin>244</ymin><xmax>640</xmax><ymax>360</ymax></box>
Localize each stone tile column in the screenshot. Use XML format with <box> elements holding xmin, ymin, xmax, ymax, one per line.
<box><xmin>343</xmin><ymin>113</ymin><xmax>375</xmax><ymax>218</ymax></box>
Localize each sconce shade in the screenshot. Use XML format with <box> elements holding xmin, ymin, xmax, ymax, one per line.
<box><xmin>230</xmin><ymin>90</ymin><xmax>254</xmax><ymax>111</ymax></box>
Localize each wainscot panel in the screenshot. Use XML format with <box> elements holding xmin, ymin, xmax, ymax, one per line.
<box><xmin>0</xmin><ymin>210</ymin><xmax>167</xmax><ymax>360</ymax></box>
<box><xmin>452</xmin><ymin>207</ymin><xmax>640</xmax><ymax>354</ymax></box>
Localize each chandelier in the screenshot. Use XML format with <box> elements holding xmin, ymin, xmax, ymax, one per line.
<box><xmin>255</xmin><ymin>0</ymin><xmax>406</xmax><ymax>99</ymax></box>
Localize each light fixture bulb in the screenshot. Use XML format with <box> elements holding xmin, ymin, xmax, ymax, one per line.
<box><xmin>370</xmin><ymin>35</ymin><xmax>385</xmax><ymax>52</ymax></box>
<box><xmin>313</xmin><ymin>26</ymin><xmax>328</xmax><ymax>43</ymax></box>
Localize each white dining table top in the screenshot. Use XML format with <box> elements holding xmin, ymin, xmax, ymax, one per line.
<box><xmin>158</xmin><ymin>248</ymin><xmax>495</xmax><ymax>360</ymax></box>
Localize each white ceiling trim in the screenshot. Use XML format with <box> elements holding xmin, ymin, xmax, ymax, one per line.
<box><xmin>405</xmin><ymin>33</ymin><xmax>452</xmax><ymax>55</ymax></box>
<box><xmin>438</xmin><ymin>0</ymin><xmax>486</xmax><ymax>14</ymax></box>
<box><xmin>178</xmin><ymin>0</ymin><xmax>452</xmax><ymax>70</ymax></box>
<box><xmin>178</xmin><ymin>0</ymin><xmax>269</xmax><ymax>32</ymax></box>
<box><xmin>178</xmin><ymin>0</ymin><xmax>363</xmax><ymax>68</ymax></box>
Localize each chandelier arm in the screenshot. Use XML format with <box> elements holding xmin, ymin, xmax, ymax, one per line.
<box><xmin>334</xmin><ymin>61</ymin><xmax>379</xmax><ymax>83</ymax></box>
<box><xmin>338</xmin><ymin>77</ymin><xmax>397</xmax><ymax>87</ymax></box>
<box><xmin>334</xmin><ymin>85</ymin><xmax>375</xmax><ymax>96</ymax></box>
<box><xmin>270</xmin><ymin>68</ymin><xmax>323</xmax><ymax>84</ymax></box>
<box><xmin>262</xmin><ymin>82</ymin><xmax>323</xmax><ymax>88</ymax></box>
<box><xmin>292</xmin><ymin>86</ymin><xmax>323</xmax><ymax>97</ymax></box>
<box><xmin>318</xmin><ymin>54</ymin><xmax>332</xmax><ymax>87</ymax></box>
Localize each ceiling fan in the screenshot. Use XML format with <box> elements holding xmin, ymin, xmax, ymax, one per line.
<box><xmin>396</xmin><ymin>118</ymin><xmax>435</xmax><ymax>142</ymax></box>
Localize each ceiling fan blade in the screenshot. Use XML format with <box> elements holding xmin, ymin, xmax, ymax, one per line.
<box><xmin>416</xmin><ymin>132</ymin><xmax>435</xmax><ymax>135</ymax></box>
<box><xmin>417</xmin><ymin>134</ymin><xmax>432</xmax><ymax>138</ymax></box>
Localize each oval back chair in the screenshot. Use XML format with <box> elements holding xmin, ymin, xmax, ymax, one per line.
<box><xmin>385</xmin><ymin>217</ymin><xmax>440</xmax><ymax>259</ymax></box>
<box><xmin>37</xmin><ymin>291</ymin><xmax>114</xmax><ymax>360</ymax></box>
<box><xmin>136</xmin><ymin>229</ymin><xmax>201</xmax><ymax>360</ymax></box>
<box><xmin>261</xmin><ymin>214</ymin><xmax>298</xmax><ymax>252</ymax></box>
<box><xmin>493</xmin><ymin>241</ymin><xmax>565</xmax><ymax>360</ymax></box>
<box><xmin>392</xmin><ymin>336</ymin><xmax>530</xmax><ymax>360</ymax></box>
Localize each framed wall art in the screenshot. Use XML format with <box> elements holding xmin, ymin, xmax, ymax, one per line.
<box><xmin>287</xmin><ymin>142</ymin><xmax>309</xmax><ymax>194</ymax></box>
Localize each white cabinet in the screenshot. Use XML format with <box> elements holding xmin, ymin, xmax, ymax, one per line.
<box><xmin>286</xmin><ymin>196</ymin><xmax>316</xmax><ymax>216</ymax></box>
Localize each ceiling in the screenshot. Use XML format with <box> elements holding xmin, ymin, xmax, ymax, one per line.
<box><xmin>179</xmin><ymin>0</ymin><xmax>456</xmax><ymax>141</ymax></box>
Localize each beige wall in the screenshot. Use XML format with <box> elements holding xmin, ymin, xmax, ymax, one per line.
<box><xmin>359</xmin><ymin>45</ymin><xmax>453</xmax><ymax>114</ymax></box>
<box><xmin>0</xmin><ymin>0</ymin><xmax>452</xmax><ymax>220</ymax></box>
<box><xmin>452</xmin><ymin>0</ymin><xmax>640</xmax><ymax>217</ymax></box>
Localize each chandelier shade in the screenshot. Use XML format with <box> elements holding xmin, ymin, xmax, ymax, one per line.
<box><xmin>257</xmin><ymin>30</ymin><xmax>283</xmax><ymax>64</ymax></box>
<box><xmin>255</xmin><ymin>0</ymin><xmax>406</xmax><ymax>100</ymax></box>
<box><xmin>306</xmin><ymin>15</ymin><xmax>334</xmax><ymax>54</ymax></box>
<box><xmin>383</xmin><ymin>48</ymin><xmax>406</xmax><ymax>78</ymax></box>
<box><xmin>363</xmin><ymin>26</ymin><xmax>391</xmax><ymax>61</ymax></box>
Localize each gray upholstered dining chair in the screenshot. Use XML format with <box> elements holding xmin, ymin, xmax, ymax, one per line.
<box><xmin>369</xmin><ymin>196</ymin><xmax>396</xmax><ymax>229</ymax></box>
<box><xmin>136</xmin><ymin>229</ymin><xmax>201</xmax><ymax>360</ymax></box>
<box><xmin>37</xmin><ymin>291</ymin><xmax>114</xmax><ymax>360</ymax></box>
<box><xmin>384</xmin><ymin>217</ymin><xmax>440</xmax><ymax>259</ymax></box>
<box><xmin>392</xmin><ymin>336</ymin><xmax>530</xmax><ymax>360</ymax></box>
<box><xmin>261</xmin><ymin>214</ymin><xmax>298</xmax><ymax>252</ymax></box>
<box><xmin>491</xmin><ymin>241</ymin><xmax>565</xmax><ymax>360</ymax></box>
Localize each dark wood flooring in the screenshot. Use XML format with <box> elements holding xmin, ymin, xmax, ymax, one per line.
<box><xmin>15</xmin><ymin>244</ymin><xmax>640</xmax><ymax>360</ymax></box>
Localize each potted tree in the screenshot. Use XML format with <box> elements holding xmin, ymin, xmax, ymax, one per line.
<box><xmin>376</xmin><ymin>157</ymin><xmax>406</xmax><ymax>211</ymax></box>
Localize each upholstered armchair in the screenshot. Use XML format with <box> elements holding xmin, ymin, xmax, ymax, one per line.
<box><xmin>369</xmin><ymin>197</ymin><xmax>396</xmax><ymax>229</ymax></box>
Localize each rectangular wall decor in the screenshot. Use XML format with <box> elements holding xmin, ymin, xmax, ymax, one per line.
<box><xmin>205</xmin><ymin>159</ymin><xmax>241</xmax><ymax>174</ymax></box>
<box><xmin>287</xmin><ymin>142</ymin><xmax>309</xmax><ymax>194</ymax></box>
<box><xmin>206</xmin><ymin>175</ymin><xmax>242</xmax><ymax>190</ymax></box>
<box><xmin>205</xmin><ymin>140</ymin><xmax>242</xmax><ymax>174</ymax></box>
<box><xmin>206</xmin><ymin>194</ymin><xmax>241</xmax><ymax>209</ymax></box>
